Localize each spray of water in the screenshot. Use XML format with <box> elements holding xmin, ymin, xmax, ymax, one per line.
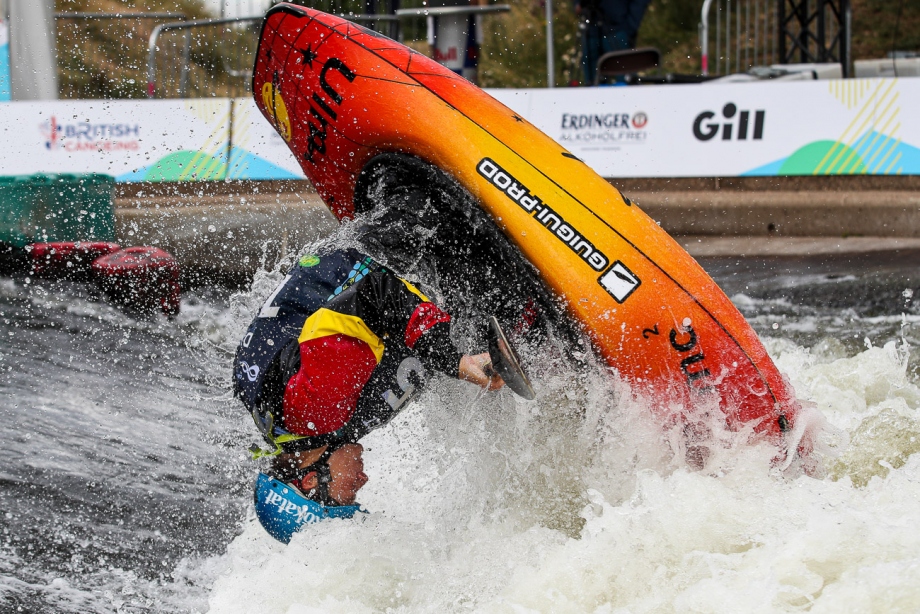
<box><xmin>203</xmin><ymin>327</ymin><xmax>920</xmax><ymax>612</ymax></box>
<box><xmin>198</xmin><ymin>211</ymin><xmax>920</xmax><ymax>612</ymax></box>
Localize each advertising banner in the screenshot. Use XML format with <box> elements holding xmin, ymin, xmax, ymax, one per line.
<box><xmin>0</xmin><ymin>98</ymin><xmax>303</xmax><ymax>180</ymax></box>
<box><xmin>1</xmin><ymin>78</ymin><xmax>918</xmax><ymax>180</ymax></box>
<box><xmin>228</xmin><ymin>99</ymin><xmax>303</xmax><ymax>180</ymax></box>
<box><xmin>0</xmin><ymin>99</ymin><xmax>230</xmax><ymax>180</ymax></box>
<box><xmin>490</xmin><ymin>77</ymin><xmax>920</xmax><ymax>177</ymax></box>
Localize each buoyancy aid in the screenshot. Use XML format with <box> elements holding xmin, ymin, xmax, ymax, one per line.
<box><xmin>234</xmin><ymin>249</ymin><xmax>461</xmax><ymax>456</ymax></box>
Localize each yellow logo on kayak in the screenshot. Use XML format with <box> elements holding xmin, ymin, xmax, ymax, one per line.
<box><xmin>261</xmin><ymin>82</ymin><xmax>292</xmax><ymax>142</ymax></box>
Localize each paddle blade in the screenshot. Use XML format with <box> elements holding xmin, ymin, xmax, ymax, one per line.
<box><xmin>488</xmin><ymin>316</ymin><xmax>536</xmax><ymax>400</ymax></box>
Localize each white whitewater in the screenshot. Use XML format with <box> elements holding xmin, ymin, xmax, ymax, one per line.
<box><xmin>204</xmin><ymin>269</ymin><xmax>920</xmax><ymax>613</ymax></box>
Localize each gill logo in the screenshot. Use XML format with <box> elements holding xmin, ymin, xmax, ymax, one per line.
<box><xmin>262</xmin><ymin>77</ymin><xmax>291</xmax><ymax>142</ymax></box>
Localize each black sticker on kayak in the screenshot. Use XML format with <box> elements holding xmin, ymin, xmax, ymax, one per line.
<box><xmin>477</xmin><ymin>158</ymin><xmax>609</xmax><ymax>272</ymax></box>
<box><xmin>598</xmin><ymin>260</ymin><xmax>641</xmax><ymax>303</ymax></box>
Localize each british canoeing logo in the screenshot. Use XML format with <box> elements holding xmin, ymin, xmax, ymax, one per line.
<box><xmin>40</xmin><ymin>115</ymin><xmax>141</xmax><ymax>152</ymax></box>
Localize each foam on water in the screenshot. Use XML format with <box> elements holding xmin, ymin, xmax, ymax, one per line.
<box><xmin>203</xmin><ymin>281</ymin><xmax>920</xmax><ymax>613</ymax></box>
<box><xmin>5</xmin><ymin>223</ymin><xmax>918</xmax><ymax>614</ymax></box>
<box><xmin>0</xmin><ymin>276</ymin><xmax>251</xmax><ymax>613</ymax></box>
<box><xmin>10</xmin><ymin>246</ymin><xmax>916</xmax><ymax>612</ymax></box>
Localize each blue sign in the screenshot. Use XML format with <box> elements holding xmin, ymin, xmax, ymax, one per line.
<box><xmin>0</xmin><ymin>20</ymin><xmax>10</xmax><ymax>101</ymax></box>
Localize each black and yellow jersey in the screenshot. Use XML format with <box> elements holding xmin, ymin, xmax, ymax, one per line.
<box><xmin>234</xmin><ymin>249</ymin><xmax>462</xmax><ymax>453</ymax></box>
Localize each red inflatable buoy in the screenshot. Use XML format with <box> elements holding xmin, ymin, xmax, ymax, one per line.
<box><xmin>28</xmin><ymin>242</ymin><xmax>122</xmax><ymax>280</ymax></box>
<box><xmin>91</xmin><ymin>246</ymin><xmax>181</xmax><ymax>316</ymax></box>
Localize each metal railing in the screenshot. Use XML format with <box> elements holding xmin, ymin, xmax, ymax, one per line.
<box><xmin>146</xmin><ymin>16</ymin><xmax>263</xmax><ymax>99</ymax></box>
<box><xmin>700</xmin><ymin>0</ymin><xmax>778</xmax><ymax>77</ymax></box>
<box><xmin>146</xmin><ymin>14</ymin><xmax>400</xmax><ymax>99</ymax></box>
<box><xmin>350</xmin><ymin>13</ymin><xmax>400</xmax><ymax>41</ymax></box>
<box><xmin>700</xmin><ymin>0</ymin><xmax>850</xmax><ymax>77</ymax></box>
<box><xmin>55</xmin><ymin>12</ymin><xmax>186</xmax><ymax>99</ymax></box>
<box><xmin>56</xmin><ymin>12</ymin><xmax>186</xmax><ymax>20</ymax></box>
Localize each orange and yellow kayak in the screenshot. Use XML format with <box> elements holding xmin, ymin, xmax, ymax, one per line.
<box><xmin>252</xmin><ymin>4</ymin><xmax>801</xmax><ymax>451</ymax></box>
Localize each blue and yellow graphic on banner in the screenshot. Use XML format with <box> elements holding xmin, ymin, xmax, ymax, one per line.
<box><xmin>813</xmin><ymin>79</ymin><xmax>903</xmax><ymax>175</ymax></box>
<box><xmin>746</xmin><ymin>79</ymin><xmax>920</xmax><ymax>176</ymax></box>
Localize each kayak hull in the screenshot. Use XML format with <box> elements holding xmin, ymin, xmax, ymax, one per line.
<box><xmin>253</xmin><ymin>4</ymin><xmax>800</xmax><ymax>449</ymax></box>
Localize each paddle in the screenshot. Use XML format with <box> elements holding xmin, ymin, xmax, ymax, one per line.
<box><xmin>486</xmin><ymin>316</ymin><xmax>536</xmax><ymax>400</ymax></box>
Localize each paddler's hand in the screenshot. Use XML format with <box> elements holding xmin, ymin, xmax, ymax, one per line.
<box><xmin>459</xmin><ymin>352</ymin><xmax>505</xmax><ymax>391</ymax></box>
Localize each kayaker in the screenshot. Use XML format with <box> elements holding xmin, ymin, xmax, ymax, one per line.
<box><xmin>234</xmin><ymin>248</ymin><xmax>503</xmax><ymax>541</ymax></box>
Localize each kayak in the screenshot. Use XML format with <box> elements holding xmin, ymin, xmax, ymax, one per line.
<box><xmin>252</xmin><ymin>4</ymin><xmax>802</xmax><ymax>455</ymax></box>
<box><xmin>25</xmin><ymin>241</ymin><xmax>181</xmax><ymax>315</ymax></box>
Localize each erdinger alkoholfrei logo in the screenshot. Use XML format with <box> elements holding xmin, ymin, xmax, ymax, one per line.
<box><xmin>40</xmin><ymin>115</ymin><xmax>141</xmax><ymax>151</ymax></box>
<box><xmin>559</xmin><ymin>111</ymin><xmax>648</xmax><ymax>144</ymax></box>
<box><xmin>693</xmin><ymin>103</ymin><xmax>765</xmax><ymax>141</ymax></box>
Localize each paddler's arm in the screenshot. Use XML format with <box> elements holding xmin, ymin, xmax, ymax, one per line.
<box><xmin>459</xmin><ymin>352</ymin><xmax>505</xmax><ymax>391</ymax></box>
<box><xmin>414</xmin><ymin>325</ymin><xmax>504</xmax><ymax>390</ymax></box>
<box><xmin>391</xmin><ymin>283</ymin><xmax>504</xmax><ymax>389</ymax></box>
<box><xmin>344</xmin><ymin>271</ymin><xmax>504</xmax><ymax>389</ymax></box>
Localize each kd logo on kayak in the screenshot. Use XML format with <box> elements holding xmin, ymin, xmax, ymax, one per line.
<box><xmin>668</xmin><ymin>324</ymin><xmax>713</xmax><ymax>392</ymax></box>
<box><xmin>693</xmin><ymin>103</ymin><xmax>765</xmax><ymax>142</ymax></box>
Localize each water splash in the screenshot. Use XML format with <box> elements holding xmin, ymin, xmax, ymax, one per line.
<box><xmin>204</xmin><ymin>280</ymin><xmax>920</xmax><ymax>613</ymax></box>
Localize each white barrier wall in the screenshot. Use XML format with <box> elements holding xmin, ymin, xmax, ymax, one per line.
<box><xmin>1</xmin><ymin>77</ymin><xmax>918</xmax><ymax>180</ymax></box>
<box><xmin>493</xmin><ymin>77</ymin><xmax>920</xmax><ymax>177</ymax></box>
<box><xmin>0</xmin><ymin>98</ymin><xmax>304</xmax><ymax>181</ymax></box>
